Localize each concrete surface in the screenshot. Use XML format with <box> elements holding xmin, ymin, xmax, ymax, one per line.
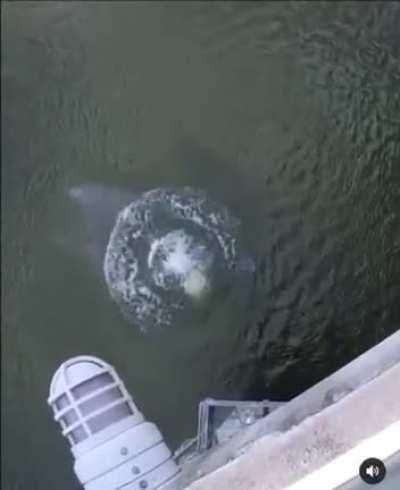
<box><xmin>180</xmin><ymin>330</ymin><xmax>400</xmax><ymax>490</ymax></box>
<box><xmin>282</xmin><ymin>419</ymin><xmax>400</xmax><ymax>490</ymax></box>
<box><xmin>338</xmin><ymin>451</ymin><xmax>400</xmax><ymax>490</ymax></box>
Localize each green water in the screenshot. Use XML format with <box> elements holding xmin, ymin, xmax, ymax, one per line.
<box><xmin>2</xmin><ymin>2</ymin><xmax>399</xmax><ymax>489</ymax></box>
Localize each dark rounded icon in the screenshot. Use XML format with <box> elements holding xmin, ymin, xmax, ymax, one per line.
<box><xmin>359</xmin><ymin>458</ymin><xmax>386</xmax><ymax>484</ymax></box>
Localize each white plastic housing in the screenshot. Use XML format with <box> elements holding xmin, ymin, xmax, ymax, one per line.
<box><xmin>48</xmin><ymin>356</ymin><xmax>180</xmax><ymax>490</ymax></box>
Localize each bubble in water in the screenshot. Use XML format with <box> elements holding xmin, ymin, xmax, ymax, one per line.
<box><xmin>104</xmin><ymin>187</ymin><xmax>254</xmax><ymax>333</ymax></box>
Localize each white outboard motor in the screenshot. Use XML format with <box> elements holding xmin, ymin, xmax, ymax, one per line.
<box><xmin>48</xmin><ymin>356</ymin><xmax>181</xmax><ymax>490</ymax></box>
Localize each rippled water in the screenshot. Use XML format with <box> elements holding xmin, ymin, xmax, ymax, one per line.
<box><xmin>2</xmin><ymin>2</ymin><xmax>400</xmax><ymax>489</ymax></box>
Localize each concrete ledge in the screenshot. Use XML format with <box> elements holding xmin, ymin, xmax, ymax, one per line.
<box><xmin>181</xmin><ymin>330</ymin><xmax>400</xmax><ymax>489</ymax></box>
<box><xmin>284</xmin><ymin>421</ymin><xmax>400</xmax><ymax>490</ymax></box>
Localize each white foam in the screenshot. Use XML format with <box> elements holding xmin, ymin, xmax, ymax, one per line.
<box><xmin>183</xmin><ymin>269</ymin><xmax>208</xmax><ymax>298</ymax></box>
<box><xmin>103</xmin><ymin>187</ymin><xmax>248</xmax><ymax>332</ymax></box>
<box><xmin>148</xmin><ymin>230</ymin><xmax>211</xmax><ymax>297</ymax></box>
<box><xmin>161</xmin><ymin>230</ymin><xmax>195</xmax><ymax>276</ymax></box>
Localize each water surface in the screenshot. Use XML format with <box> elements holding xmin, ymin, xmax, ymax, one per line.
<box><xmin>2</xmin><ymin>2</ymin><xmax>400</xmax><ymax>489</ymax></box>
